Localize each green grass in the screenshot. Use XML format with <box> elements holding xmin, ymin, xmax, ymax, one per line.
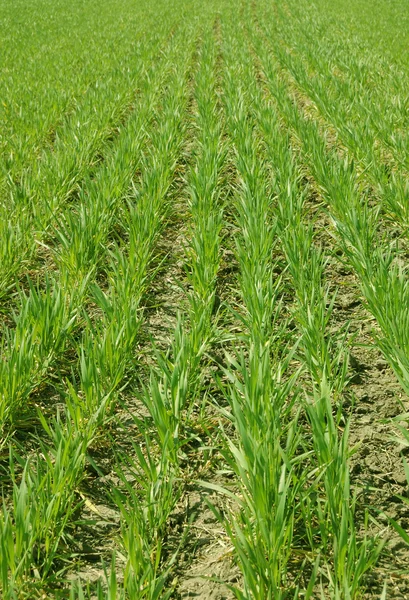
<box><xmin>1</xmin><ymin>0</ymin><xmax>409</xmax><ymax>597</ymax></box>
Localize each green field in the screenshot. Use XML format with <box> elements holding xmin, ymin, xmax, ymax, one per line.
<box><xmin>1</xmin><ymin>0</ymin><xmax>409</xmax><ymax>597</ymax></box>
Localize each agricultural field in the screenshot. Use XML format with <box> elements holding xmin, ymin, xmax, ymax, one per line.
<box><xmin>1</xmin><ymin>0</ymin><xmax>409</xmax><ymax>597</ymax></box>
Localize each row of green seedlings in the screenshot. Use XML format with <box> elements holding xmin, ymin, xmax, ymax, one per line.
<box><xmin>70</xmin><ymin>16</ymin><xmax>228</xmax><ymax>597</ymax></box>
<box><xmin>213</xmin><ymin>21</ymin><xmax>305</xmax><ymax>599</ymax></box>
<box><xmin>250</xmin><ymin>16</ymin><xmax>409</xmax><ymax>566</ymax></box>
<box><xmin>255</xmin><ymin>88</ymin><xmax>382</xmax><ymax>597</ymax></box>
<box><xmin>68</xmin><ymin>23</ymin><xmax>203</xmax><ymax>600</ymax></box>
<box><xmin>116</xmin><ymin>26</ymin><xmax>227</xmax><ymax>597</ymax></box>
<box><xmin>214</xmin><ymin>14</ymin><xmax>383</xmax><ymax>598</ymax></box>
<box><xmin>264</xmin><ymin>0</ymin><xmax>409</xmax><ymax>478</ymax></box>
<box><xmin>0</xmin><ymin>10</ymin><xmax>172</xmax><ymax>305</ymax></box>
<box><xmin>0</xmin><ymin>25</ymin><xmax>184</xmax><ymax>441</ymax></box>
<box><xmin>265</xmin><ymin>10</ymin><xmax>409</xmax><ymax>236</ymax></box>
<box><xmin>251</xmin><ymin>12</ymin><xmax>409</xmax><ymax>402</ymax></box>
<box><xmin>0</xmin><ymin>27</ymin><xmax>197</xmax><ymax>599</ymax></box>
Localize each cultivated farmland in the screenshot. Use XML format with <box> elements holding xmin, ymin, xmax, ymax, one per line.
<box><xmin>1</xmin><ymin>0</ymin><xmax>409</xmax><ymax>597</ymax></box>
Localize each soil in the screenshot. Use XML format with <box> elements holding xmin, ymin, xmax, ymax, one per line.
<box><xmin>175</xmin><ymin>486</ymin><xmax>240</xmax><ymax>599</ymax></box>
